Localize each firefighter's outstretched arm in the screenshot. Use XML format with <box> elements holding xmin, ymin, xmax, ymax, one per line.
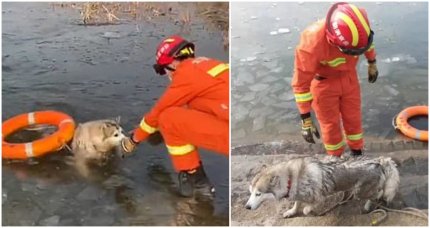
<box><xmin>122</xmin><ymin>81</ymin><xmax>195</xmax><ymax>153</ymax></box>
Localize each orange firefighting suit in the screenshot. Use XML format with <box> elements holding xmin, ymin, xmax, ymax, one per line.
<box><xmin>132</xmin><ymin>57</ymin><xmax>229</xmax><ymax>172</ymax></box>
<box><xmin>291</xmin><ymin>20</ymin><xmax>376</xmax><ymax>156</ymax></box>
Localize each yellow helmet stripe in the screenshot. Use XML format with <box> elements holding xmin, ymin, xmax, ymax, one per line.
<box><xmin>336</xmin><ymin>12</ymin><xmax>359</xmax><ymax>47</ymax></box>
<box><xmin>349</xmin><ymin>4</ymin><xmax>370</xmax><ymax>36</ymax></box>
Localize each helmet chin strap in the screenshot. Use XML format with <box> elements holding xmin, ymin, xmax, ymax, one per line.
<box><xmin>165</xmin><ymin>65</ymin><xmax>176</xmax><ymax>72</ymax></box>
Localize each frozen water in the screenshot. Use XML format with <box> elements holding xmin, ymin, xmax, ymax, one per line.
<box><xmin>39</xmin><ymin>215</ymin><xmax>60</xmax><ymax>226</ymax></box>
<box><xmin>234</xmin><ymin>129</ymin><xmax>246</xmax><ymax>139</ymax></box>
<box><xmin>249</xmin><ymin>83</ymin><xmax>269</xmax><ymax>92</ymax></box>
<box><xmin>84</xmin><ymin>215</ymin><xmax>115</xmax><ymax>226</ymax></box>
<box><xmin>278</xmin><ymin>28</ymin><xmax>291</xmax><ymax>34</ymax></box>
<box><xmin>21</xmin><ymin>182</ymin><xmax>37</xmax><ymax>193</ymax></box>
<box><xmin>252</xmin><ymin>116</ymin><xmax>266</xmax><ymax>131</ymax></box>
<box><xmin>275</xmin><ymin>17</ymin><xmax>281</xmax><ymax>21</ymax></box>
<box><xmin>269</xmin><ymin>83</ymin><xmax>285</xmax><ymax>93</ymax></box>
<box><xmin>278</xmin><ymin>92</ymin><xmax>295</xmax><ymax>101</ymax></box>
<box><xmin>382</xmin><ymin>58</ymin><xmax>392</xmax><ymax>63</ymax></box>
<box><xmin>271</xmin><ymin>101</ymin><xmax>291</xmax><ymax>109</ymax></box>
<box><xmin>270</xmin><ymin>31</ymin><xmax>278</xmax><ymax>36</ymax></box>
<box><xmin>382</xmin><ymin>55</ymin><xmax>418</xmax><ymax>64</ymax></box>
<box><xmin>101</xmin><ymin>32</ymin><xmax>121</xmax><ymax>39</ymax></box>
<box><xmin>237</xmin><ymin>70</ymin><xmax>255</xmax><ymax>85</ymax></box>
<box><xmin>261</xmin><ymin>61</ymin><xmax>279</xmax><ymax>69</ymax></box>
<box><xmin>256</xmin><ymin>70</ymin><xmax>270</xmax><ymax>78</ymax></box>
<box><xmin>102</xmin><ymin>175</ymin><xmax>135</xmax><ymax>189</ymax></box>
<box><xmin>2</xmin><ymin>191</ymin><xmax>7</xmax><ymax>204</ymax></box>
<box><xmin>271</xmin><ymin>66</ymin><xmax>283</xmax><ymax>73</ymax></box>
<box><xmin>233</xmin><ymin>104</ymin><xmax>249</xmax><ymax>122</ymax></box>
<box><xmin>240</xmin><ymin>92</ymin><xmax>256</xmax><ymax>102</ymax></box>
<box><xmin>77</xmin><ymin>186</ymin><xmax>105</xmax><ymax>201</ymax></box>
<box><xmin>250</xmin><ymin>16</ymin><xmax>258</xmax><ymax>20</ymax></box>
<box><xmin>246</xmin><ymin>56</ymin><xmax>257</xmax><ymax>62</ymax></box>
<box><xmin>392</xmin><ymin>57</ymin><xmax>400</xmax><ymax>62</ymax></box>
<box><xmin>384</xmin><ymin>85</ymin><xmax>400</xmax><ymax>96</ymax></box>
<box><xmin>261</xmin><ymin>76</ymin><xmax>280</xmax><ymax>83</ymax></box>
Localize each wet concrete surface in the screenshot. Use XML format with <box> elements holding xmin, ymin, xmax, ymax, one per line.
<box><xmin>2</xmin><ymin>2</ymin><xmax>228</xmax><ymax>226</ymax></box>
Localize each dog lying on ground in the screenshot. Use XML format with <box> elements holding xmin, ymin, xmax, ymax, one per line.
<box><xmin>245</xmin><ymin>155</ymin><xmax>400</xmax><ymax>218</ymax></box>
<box><xmin>71</xmin><ymin>118</ymin><xmax>126</xmax><ymax>177</ymax></box>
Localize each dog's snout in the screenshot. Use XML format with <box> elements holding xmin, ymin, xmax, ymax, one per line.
<box><xmin>245</xmin><ymin>204</ymin><xmax>251</xmax><ymax>210</ymax></box>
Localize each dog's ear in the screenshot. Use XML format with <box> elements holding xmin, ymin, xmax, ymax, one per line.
<box><xmin>114</xmin><ymin>116</ymin><xmax>121</xmax><ymax>124</ymax></box>
<box><xmin>269</xmin><ymin>175</ymin><xmax>280</xmax><ymax>187</ymax></box>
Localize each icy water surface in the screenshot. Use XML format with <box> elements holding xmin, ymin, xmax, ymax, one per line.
<box><xmin>231</xmin><ymin>2</ymin><xmax>428</xmax><ymax>146</ymax></box>
<box><xmin>2</xmin><ymin>2</ymin><xmax>228</xmax><ymax>225</ymax></box>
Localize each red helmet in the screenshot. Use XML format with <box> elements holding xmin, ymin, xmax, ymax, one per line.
<box><xmin>155</xmin><ymin>35</ymin><xmax>195</xmax><ymax>66</ymax></box>
<box><xmin>325</xmin><ymin>2</ymin><xmax>374</xmax><ymax>55</ymax></box>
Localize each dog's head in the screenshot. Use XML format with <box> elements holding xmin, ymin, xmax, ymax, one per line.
<box><xmin>245</xmin><ymin>164</ymin><xmax>288</xmax><ymax>210</ymax></box>
<box><xmin>100</xmin><ymin>118</ymin><xmax>126</xmax><ymax>149</ymax></box>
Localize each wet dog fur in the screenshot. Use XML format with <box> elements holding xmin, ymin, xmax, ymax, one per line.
<box><xmin>70</xmin><ymin>118</ymin><xmax>126</xmax><ymax>177</ymax></box>
<box><xmin>245</xmin><ymin>156</ymin><xmax>400</xmax><ymax>218</ymax></box>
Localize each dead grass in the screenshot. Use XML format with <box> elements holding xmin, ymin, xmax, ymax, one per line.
<box><xmin>51</xmin><ymin>2</ymin><xmax>229</xmax><ymax>47</ymax></box>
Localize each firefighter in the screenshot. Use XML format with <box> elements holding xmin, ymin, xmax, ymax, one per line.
<box><xmin>121</xmin><ymin>35</ymin><xmax>229</xmax><ymax>197</ymax></box>
<box><xmin>292</xmin><ymin>2</ymin><xmax>379</xmax><ymax>157</ymax></box>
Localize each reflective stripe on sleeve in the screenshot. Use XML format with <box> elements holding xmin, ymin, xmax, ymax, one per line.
<box><xmin>139</xmin><ymin>118</ymin><xmax>158</xmax><ymax>134</ymax></box>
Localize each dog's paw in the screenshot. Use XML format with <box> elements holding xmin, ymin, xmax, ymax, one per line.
<box><xmin>303</xmin><ymin>206</ymin><xmax>313</xmax><ymax>215</ymax></box>
<box><xmin>282</xmin><ymin>209</ymin><xmax>297</xmax><ymax>218</ymax></box>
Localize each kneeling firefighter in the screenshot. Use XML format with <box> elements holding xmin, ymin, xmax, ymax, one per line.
<box><xmin>121</xmin><ymin>35</ymin><xmax>229</xmax><ymax>197</ymax></box>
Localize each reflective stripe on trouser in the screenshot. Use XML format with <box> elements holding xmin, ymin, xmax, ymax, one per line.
<box><xmin>158</xmin><ymin>106</ymin><xmax>229</xmax><ymax>172</ymax></box>
<box><xmin>311</xmin><ymin>71</ymin><xmax>362</xmax><ymax>157</ymax></box>
<box><xmin>345</xmin><ymin>132</ymin><xmax>363</xmax><ymax>150</ymax></box>
<box><xmin>166</xmin><ymin>145</ymin><xmax>201</xmax><ymax>172</ymax></box>
<box><xmin>324</xmin><ymin>140</ymin><xmax>346</xmax><ymax>157</ymax></box>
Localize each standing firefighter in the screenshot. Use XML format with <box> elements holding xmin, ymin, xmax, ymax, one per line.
<box><xmin>122</xmin><ymin>35</ymin><xmax>229</xmax><ymax>197</ymax></box>
<box><xmin>292</xmin><ymin>2</ymin><xmax>379</xmax><ymax>157</ymax></box>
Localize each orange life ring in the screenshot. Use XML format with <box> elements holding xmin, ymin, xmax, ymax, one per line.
<box><xmin>2</xmin><ymin>110</ymin><xmax>75</xmax><ymax>159</ymax></box>
<box><xmin>394</xmin><ymin>106</ymin><xmax>428</xmax><ymax>141</ymax></box>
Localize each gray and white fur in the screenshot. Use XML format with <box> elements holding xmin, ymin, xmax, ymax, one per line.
<box><xmin>71</xmin><ymin>118</ymin><xmax>126</xmax><ymax>177</ymax></box>
<box><xmin>245</xmin><ymin>156</ymin><xmax>400</xmax><ymax>218</ymax></box>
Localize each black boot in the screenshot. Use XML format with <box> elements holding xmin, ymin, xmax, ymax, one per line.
<box><xmin>178</xmin><ymin>165</ymin><xmax>214</xmax><ymax>198</ymax></box>
<box><xmin>351</xmin><ymin>149</ymin><xmax>363</xmax><ymax>157</ymax></box>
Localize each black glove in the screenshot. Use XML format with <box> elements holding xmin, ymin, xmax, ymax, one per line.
<box><xmin>368</xmin><ymin>59</ymin><xmax>378</xmax><ymax>83</ymax></box>
<box><xmin>300</xmin><ymin>113</ymin><xmax>320</xmax><ymax>144</ymax></box>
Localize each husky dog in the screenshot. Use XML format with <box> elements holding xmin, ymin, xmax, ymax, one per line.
<box><xmin>71</xmin><ymin>118</ymin><xmax>126</xmax><ymax>177</ymax></box>
<box><xmin>245</xmin><ymin>156</ymin><xmax>400</xmax><ymax>218</ymax></box>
